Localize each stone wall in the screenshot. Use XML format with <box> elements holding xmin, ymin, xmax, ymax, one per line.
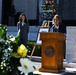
<box><xmin>14</xmin><ymin>0</ymin><xmax>37</xmax><ymax>20</ymax></box>
<box><xmin>66</xmin><ymin>26</ymin><xmax>76</xmax><ymax>62</ymax></box>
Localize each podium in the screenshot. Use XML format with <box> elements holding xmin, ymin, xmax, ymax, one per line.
<box><xmin>39</xmin><ymin>32</ymin><xmax>66</xmax><ymax>73</ymax></box>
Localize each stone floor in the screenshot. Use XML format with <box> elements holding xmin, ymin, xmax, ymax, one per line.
<box><xmin>27</xmin><ymin>56</ymin><xmax>76</xmax><ymax>75</ymax></box>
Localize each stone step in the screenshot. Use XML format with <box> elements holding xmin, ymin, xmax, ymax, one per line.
<box><xmin>7</xmin><ymin>26</ymin><xmax>41</xmax><ymax>41</ymax></box>
<box><xmin>7</xmin><ymin>26</ymin><xmax>40</xmax><ymax>32</ymax></box>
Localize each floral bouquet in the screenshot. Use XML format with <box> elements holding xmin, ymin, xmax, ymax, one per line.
<box><xmin>18</xmin><ymin>58</ymin><xmax>36</xmax><ymax>75</ymax></box>
<box><xmin>42</xmin><ymin>0</ymin><xmax>58</xmax><ymax>14</ymax></box>
<box><xmin>11</xmin><ymin>44</ymin><xmax>27</xmax><ymax>58</ymax></box>
<box><xmin>41</xmin><ymin>0</ymin><xmax>58</xmax><ymax>20</ymax></box>
<box><xmin>11</xmin><ymin>44</ymin><xmax>40</xmax><ymax>75</ymax></box>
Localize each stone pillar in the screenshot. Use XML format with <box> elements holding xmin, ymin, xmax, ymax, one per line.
<box><xmin>0</xmin><ymin>0</ymin><xmax>2</xmax><ymax>23</ymax></box>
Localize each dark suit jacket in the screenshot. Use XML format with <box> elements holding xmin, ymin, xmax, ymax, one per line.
<box><xmin>58</xmin><ymin>24</ymin><xmax>66</xmax><ymax>33</ymax></box>
<box><xmin>50</xmin><ymin>23</ymin><xmax>66</xmax><ymax>34</ymax></box>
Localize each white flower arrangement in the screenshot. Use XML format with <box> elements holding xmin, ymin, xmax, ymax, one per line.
<box><xmin>18</xmin><ymin>58</ymin><xmax>36</xmax><ymax>75</ymax></box>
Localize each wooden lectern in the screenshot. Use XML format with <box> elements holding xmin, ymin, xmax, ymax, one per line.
<box><xmin>39</xmin><ymin>32</ymin><xmax>66</xmax><ymax>73</ymax></box>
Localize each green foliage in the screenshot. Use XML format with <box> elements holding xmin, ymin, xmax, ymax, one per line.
<box><xmin>0</xmin><ymin>28</ymin><xmax>4</xmax><ymax>38</ymax></box>
<box><xmin>0</xmin><ymin>24</ymin><xmax>13</xmax><ymax>75</ymax></box>
<box><xmin>27</xmin><ymin>41</ymin><xmax>41</xmax><ymax>56</ymax></box>
<box><xmin>10</xmin><ymin>53</ymin><xmax>21</xmax><ymax>58</ymax></box>
<box><xmin>14</xmin><ymin>34</ymin><xmax>20</xmax><ymax>44</ymax></box>
<box><xmin>0</xmin><ymin>24</ymin><xmax>41</xmax><ymax>75</ymax></box>
<box><xmin>10</xmin><ymin>34</ymin><xmax>20</xmax><ymax>52</ymax></box>
<box><xmin>0</xmin><ymin>24</ymin><xmax>7</xmax><ymax>38</ymax></box>
<box><xmin>0</xmin><ymin>25</ymin><xmax>22</xmax><ymax>75</ymax></box>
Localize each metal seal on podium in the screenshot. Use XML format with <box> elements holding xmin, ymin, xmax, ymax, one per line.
<box><xmin>44</xmin><ymin>46</ymin><xmax>55</xmax><ymax>58</ymax></box>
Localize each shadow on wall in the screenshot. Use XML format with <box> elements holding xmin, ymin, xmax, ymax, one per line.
<box><xmin>62</xmin><ymin>20</ymin><xmax>76</xmax><ymax>26</ymax></box>
<box><xmin>14</xmin><ymin>12</ymin><xmax>23</xmax><ymax>26</ymax></box>
<box><xmin>28</xmin><ymin>19</ymin><xmax>39</xmax><ymax>26</ymax></box>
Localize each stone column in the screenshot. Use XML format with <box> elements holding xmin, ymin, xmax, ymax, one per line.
<box><xmin>0</xmin><ymin>0</ymin><xmax>2</xmax><ymax>23</ymax></box>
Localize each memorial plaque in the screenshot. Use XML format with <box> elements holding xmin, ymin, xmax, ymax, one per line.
<box><xmin>66</xmin><ymin>26</ymin><xmax>76</xmax><ymax>62</ymax></box>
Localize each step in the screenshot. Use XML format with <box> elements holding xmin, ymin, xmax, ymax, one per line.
<box><xmin>7</xmin><ymin>26</ymin><xmax>41</xmax><ymax>41</ymax></box>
